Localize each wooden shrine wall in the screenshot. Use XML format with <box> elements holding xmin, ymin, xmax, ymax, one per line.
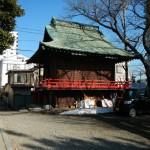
<box><xmin>43</xmin><ymin>55</ymin><xmax>115</xmax><ymax>81</ymax></box>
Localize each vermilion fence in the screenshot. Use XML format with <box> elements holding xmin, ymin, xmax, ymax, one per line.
<box><xmin>38</xmin><ymin>78</ymin><xmax>131</xmax><ymax>89</ymax></box>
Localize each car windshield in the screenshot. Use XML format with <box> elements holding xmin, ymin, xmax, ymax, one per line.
<box><xmin>123</xmin><ymin>89</ymin><xmax>137</xmax><ymax>99</ymax></box>
<box><xmin>138</xmin><ymin>89</ymin><xmax>150</xmax><ymax>97</ymax></box>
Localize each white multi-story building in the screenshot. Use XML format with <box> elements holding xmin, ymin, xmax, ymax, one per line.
<box><xmin>0</xmin><ymin>31</ymin><xmax>34</xmax><ymax>89</ymax></box>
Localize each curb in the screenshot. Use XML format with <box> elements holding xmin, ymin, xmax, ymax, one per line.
<box><xmin>0</xmin><ymin>122</ymin><xmax>14</xmax><ymax>150</ymax></box>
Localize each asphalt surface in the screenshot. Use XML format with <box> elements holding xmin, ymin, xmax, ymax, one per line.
<box><xmin>0</xmin><ymin>110</ymin><xmax>150</xmax><ymax>150</ymax></box>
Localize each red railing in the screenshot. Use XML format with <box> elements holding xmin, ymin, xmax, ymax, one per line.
<box><xmin>38</xmin><ymin>78</ymin><xmax>131</xmax><ymax>89</ymax></box>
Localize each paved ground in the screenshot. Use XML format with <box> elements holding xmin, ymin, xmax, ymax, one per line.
<box><xmin>0</xmin><ymin>126</ymin><xmax>6</xmax><ymax>150</ymax></box>
<box><xmin>0</xmin><ymin>110</ymin><xmax>150</xmax><ymax>150</ymax></box>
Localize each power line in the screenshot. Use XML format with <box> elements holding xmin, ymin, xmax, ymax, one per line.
<box><xmin>16</xmin><ymin>26</ymin><xmax>43</xmax><ymax>32</ymax></box>
<box><xmin>10</xmin><ymin>48</ymin><xmax>35</xmax><ymax>52</ymax></box>
<box><xmin>15</xmin><ymin>29</ymin><xmax>43</xmax><ymax>35</ymax></box>
<box><xmin>18</xmin><ymin>49</ymin><xmax>35</xmax><ymax>52</ymax></box>
<box><xmin>18</xmin><ymin>40</ymin><xmax>39</xmax><ymax>42</ymax></box>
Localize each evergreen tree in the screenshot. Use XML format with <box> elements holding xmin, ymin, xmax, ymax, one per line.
<box><xmin>0</xmin><ymin>0</ymin><xmax>24</xmax><ymax>54</ymax></box>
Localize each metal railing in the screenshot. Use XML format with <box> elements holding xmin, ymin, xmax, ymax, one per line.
<box><xmin>38</xmin><ymin>78</ymin><xmax>131</xmax><ymax>89</ymax></box>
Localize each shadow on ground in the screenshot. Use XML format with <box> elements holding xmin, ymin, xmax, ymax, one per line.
<box><xmin>0</xmin><ymin>99</ymin><xmax>150</xmax><ymax>150</ymax></box>
<box><xmin>0</xmin><ymin>113</ymin><xmax>149</xmax><ymax>150</ymax></box>
<box><xmin>2</xmin><ymin>127</ymin><xmax>149</xmax><ymax>150</ymax></box>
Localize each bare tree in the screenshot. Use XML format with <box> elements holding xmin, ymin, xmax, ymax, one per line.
<box><xmin>64</xmin><ymin>0</ymin><xmax>150</xmax><ymax>86</ymax></box>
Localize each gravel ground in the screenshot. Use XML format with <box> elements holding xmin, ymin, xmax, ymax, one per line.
<box><xmin>0</xmin><ymin>111</ymin><xmax>150</xmax><ymax>150</ymax></box>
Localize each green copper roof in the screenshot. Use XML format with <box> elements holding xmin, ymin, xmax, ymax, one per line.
<box><xmin>40</xmin><ymin>18</ymin><xmax>134</xmax><ymax>57</ymax></box>
<box><xmin>28</xmin><ymin>18</ymin><xmax>135</xmax><ymax>64</ymax></box>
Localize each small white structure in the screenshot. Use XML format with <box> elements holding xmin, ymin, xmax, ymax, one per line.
<box><xmin>115</xmin><ymin>62</ymin><xmax>131</xmax><ymax>81</ymax></box>
<box><xmin>2</xmin><ymin>70</ymin><xmax>34</xmax><ymax>110</ymax></box>
<box><xmin>0</xmin><ymin>31</ymin><xmax>34</xmax><ymax>89</ymax></box>
<box><xmin>0</xmin><ymin>54</ymin><xmax>33</xmax><ymax>88</ymax></box>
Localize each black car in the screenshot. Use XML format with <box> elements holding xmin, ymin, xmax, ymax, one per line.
<box><xmin>114</xmin><ymin>88</ymin><xmax>150</xmax><ymax>117</ymax></box>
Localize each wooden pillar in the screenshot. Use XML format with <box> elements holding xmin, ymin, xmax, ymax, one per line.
<box><xmin>39</xmin><ymin>63</ymin><xmax>41</xmax><ymax>83</ymax></box>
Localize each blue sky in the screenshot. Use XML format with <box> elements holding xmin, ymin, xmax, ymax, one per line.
<box><xmin>15</xmin><ymin>0</ymin><xmax>67</xmax><ymax>58</ymax></box>
<box><xmin>15</xmin><ymin>0</ymin><xmax>145</xmax><ymax>80</ymax></box>
<box><xmin>14</xmin><ymin>0</ymin><xmax>123</xmax><ymax>58</ymax></box>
